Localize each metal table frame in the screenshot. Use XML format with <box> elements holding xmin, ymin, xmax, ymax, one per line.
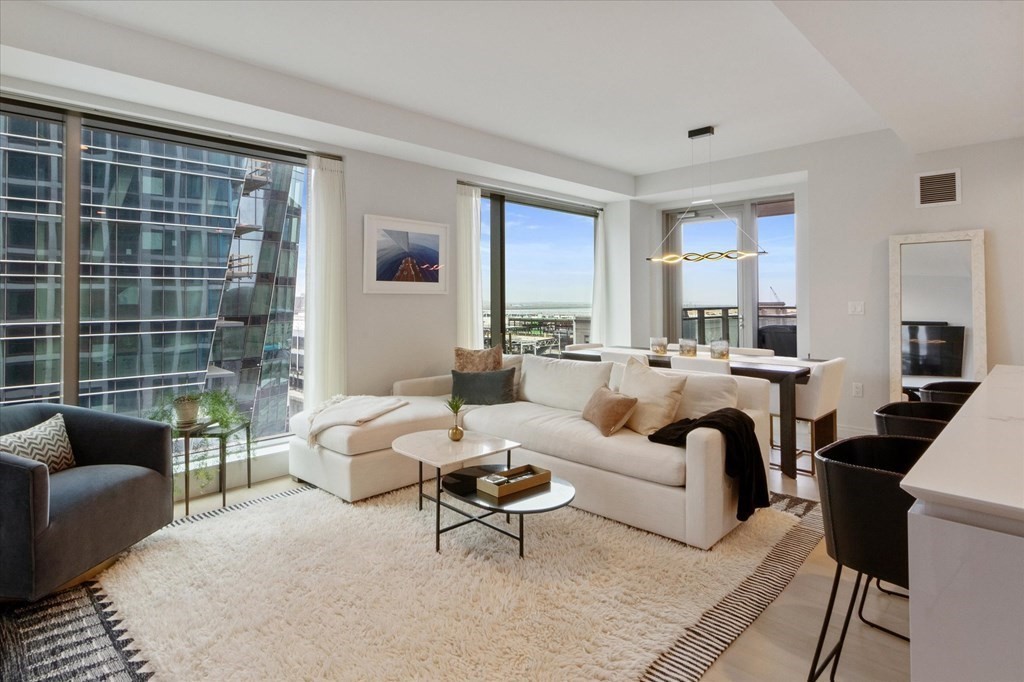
<box><xmin>174</xmin><ymin>420</ymin><xmax>252</xmax><ymax>515</ymax></box>
<box><xmin>417</xmin><ymin>451</ymin><xmax>524</xmax><ymax>555</ymax></box>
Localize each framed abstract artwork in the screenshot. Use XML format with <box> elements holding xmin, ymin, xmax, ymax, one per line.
<box><xmin>363</xmin><ymin>215</ymin><xmax>448</xmax><ymax>294</ymax></box>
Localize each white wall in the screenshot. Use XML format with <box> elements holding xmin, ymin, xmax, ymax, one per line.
<box><xmin>636</xmin><ymin>131</ymin><xmax>1024</xmax><ymax>434</ymax></box>
<box><xmin>342</xmin><ymin>151</ymin><xmax>460</xmax><ymax>395</ymax></box>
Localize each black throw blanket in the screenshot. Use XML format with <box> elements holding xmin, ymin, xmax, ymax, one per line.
<box><xmin>648</xmin><ymin>407</ymin><xmax>769</xmax><ymax>521</ymax></box>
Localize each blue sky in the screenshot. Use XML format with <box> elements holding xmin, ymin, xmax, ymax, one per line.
<box><xmin>681</xmin><ymin>214</ymin><xmax>796</xmax><ymax>307</ymax></box>
<box><xmin>482</xmin><ymin>199</ymin><xmax>595</xmax><ymax>305</ymax></box>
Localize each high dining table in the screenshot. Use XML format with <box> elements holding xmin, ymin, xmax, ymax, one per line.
<box><xmin>559</xmin><ymin>347</ymin><xmax>812</xmax><ymax>478</ymax></box>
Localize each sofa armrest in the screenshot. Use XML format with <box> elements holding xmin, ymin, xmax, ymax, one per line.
<box><xmin>60</xmin><ymin>408</ymin><xmax>172</xmax><ymax>478</ymax></box>
<box><xmin>392</xmin><ymin>374</ymin><xmax>452</xmax><ymax>397</ymax></box>
<box><xmin>742</xmin><ymin>408</ymin><xmax>771</xmax><ymax>473</ymax></box>
<box><xmin>0</xmin><ymin>452</ymin><xmax>49</xmax><ymax>597</ymax></box>
<box><xmin>683</xmin><ymin>428</ymin><xmax>735</xmax><ymax>550</ymax></box>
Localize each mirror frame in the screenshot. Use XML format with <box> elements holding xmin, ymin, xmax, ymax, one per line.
<box><xmin>889</xmin><ymin>229</ymin><xmax>986</xmax><ymax>402</ymax></box>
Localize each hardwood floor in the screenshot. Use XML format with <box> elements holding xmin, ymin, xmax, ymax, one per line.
<box><xmin>177</xmin><ymin>462</ymin><xmax>909</xmax><ymax>681</ymax></box>
<box><xmin>704</xmin><ymin>469</ymin><xmax>910</xmax><ymax>681</ymax></box>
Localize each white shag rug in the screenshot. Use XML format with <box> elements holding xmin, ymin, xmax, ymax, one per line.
<box><xmin>96</xmin><ymin>486</ymin><xmax>813</xmax><ymax>681</ymax></box>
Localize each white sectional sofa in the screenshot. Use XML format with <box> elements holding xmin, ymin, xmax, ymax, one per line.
<box><xmin>289</xmin><ymin>355</ymin><xmax>771</xmax><ymax>550</ymax></box>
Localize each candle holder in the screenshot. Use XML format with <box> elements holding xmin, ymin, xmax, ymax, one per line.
<box><xmin>650</xmin><ymin>337</ymin><xmax>668</xmax><ymax>355</ymax></box>
<box><xmin>678</xmin><ymin>338</ymin><xmax>697</xmax><ymax>356</ymax></box>
<box><xmin>709</xmin><ymin>339</ymin><xmax>730</xmax><ymax>360</ymax></box>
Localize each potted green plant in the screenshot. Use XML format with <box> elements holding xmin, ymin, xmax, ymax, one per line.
<box><xmin>200</xmin><ymin>389</ymin><xmax>244</xmax><ymax>429</ymax></box>
<box><xmin>172</xmin><ymin>393</ymin><xmax>202</xmax><ymax>426</ymax></box>
<box><xmin>445</xmin><ymin>395</ymin><xmax>465</xmax><ymax>441</ymax></box>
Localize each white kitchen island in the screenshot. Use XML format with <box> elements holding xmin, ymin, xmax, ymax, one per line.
<box><xmin>900</xmin><ymin>364</ymin><xmax>1024</xmax><ymax>682</ymax></box>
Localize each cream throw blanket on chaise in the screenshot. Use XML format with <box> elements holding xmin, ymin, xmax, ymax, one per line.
<box><xmin>307</xmin><ymin>395</ymin><xmax>409</xmax><ymax>447</ymax></box>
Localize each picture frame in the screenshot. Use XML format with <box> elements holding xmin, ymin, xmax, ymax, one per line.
<box><xmin>363</xmin><ymin>214</ymin><xmax>449</xmax><ymax>294</ymax></box>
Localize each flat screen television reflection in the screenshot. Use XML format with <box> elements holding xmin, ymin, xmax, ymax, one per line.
<box><xmin>902</xmin><ymin>323</ymin><xmax>965</xmax><ymax>377</ymax></box>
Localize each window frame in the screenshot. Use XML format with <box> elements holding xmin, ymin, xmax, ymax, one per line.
<box><xmin>662</xmin><ymin>194</ymin><xmax>794</xmax><ymax>349</ymax></box>
<box><xmin>479</xmin><ymin>187</ymin><xmax>599</xmax><ymax>351</ymax></box>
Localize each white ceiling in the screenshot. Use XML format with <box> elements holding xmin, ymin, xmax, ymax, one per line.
<box><xmin>29</xmin><ymin>0</ymin><xmax>1024</xmax><ymax>176</ymax></box>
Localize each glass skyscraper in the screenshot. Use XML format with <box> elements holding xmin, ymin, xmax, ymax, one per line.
<box><xmin>1</xmin><ymin>104</ymin><xmax>306</xmax><ymax>439</ymax></box>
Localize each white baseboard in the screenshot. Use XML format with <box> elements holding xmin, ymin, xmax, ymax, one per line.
<box><xmin>171</xmin><ymin>441</ymin><xmax>289</xmax><ymax>502</ymax></box>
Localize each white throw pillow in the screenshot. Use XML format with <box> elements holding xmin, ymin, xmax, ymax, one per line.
<box><xmin>675</xmin><ymin>373</ymin><xmax>739</xmax><ymax>420</ymax></box>
<box><xmin>518</xmin><ymin>355</ymin><xmax>612</xmax><ymax>412</ymax></box>
<box><xmin>619</xmin><ymin>358</ymin><xmax>687</xmax><ymax>435</ymax></box>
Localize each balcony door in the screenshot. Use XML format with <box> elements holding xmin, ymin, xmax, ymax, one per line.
<box><xmin>665</xmin><ymin>197</ymin><xmax>795</xmax><ymax>353</ymax></box>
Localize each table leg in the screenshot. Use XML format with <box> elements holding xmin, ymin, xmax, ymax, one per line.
<box><xmin>506</xmin><ymin>449</ymin><xmax>511</xmax><ymax>524</ymax></box>
<box><xmin>519</xmin><ymin>514</ymin><xmax>524</xmax><ymax>558</ymax></box>
<box><xmin>245</xmin><ymin>424</ymin><xmax>252</xmax><ymax>489</ymax></box>
<box><xmin>219</xmin><ymin>436</ymin><xmax>227</xmax><ymax>508</ymax></box>
<box><xmin>779</xmin><ymin>374</ymin><xmax>798</xmax><ymax>479</ymax></box>
<box><xmin>418</xmin><ymin>462</ymin><xmax>423</xmax><ymax>511</ymax></box>
<box><xmin>184</xmin><ymin>434</ymin><xmax>191</xmax><ymax>516</ymax></box>
<box><xmin>435</xmin><ymin>466</ymin><xmax>441</xmax><ymax>553</ymax></box>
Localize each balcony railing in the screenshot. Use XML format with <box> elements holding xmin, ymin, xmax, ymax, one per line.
<box><xmin>681</xmin><ymin>304</ymin><xmax>797</xmax><ymax>346</ymax></box>
<box><xmin>482</xmin><ymin>313</ymin><xmax>591</xmax><ymax>356</ymax></box>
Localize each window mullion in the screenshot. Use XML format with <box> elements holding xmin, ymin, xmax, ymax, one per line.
<box><xmin>489</xmin><ymin>194</ymin><xmax>506</xmax><ymax>350</ymax></box>
<box><xmin>61</xmin><ymin>113</ymin><xmax>82</xmax><ymax>405</ymax></box>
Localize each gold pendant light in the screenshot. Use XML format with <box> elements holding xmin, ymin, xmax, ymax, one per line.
<box><xmin>647</xmin><ymin>126</ymin><xmax>766</xmax><ymax>264</ymax></box>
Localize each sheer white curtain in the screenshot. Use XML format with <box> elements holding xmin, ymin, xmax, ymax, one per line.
<box><xmin>590</xmin><ymin>211</ymin><xmax>608</xmax><ymax>344</ymax></box>
<box><xmin>455</xmin><ymin>184</ymin><xmax>483</xmax><ymax>348</ymax></box>
<box><xmin>305</xmin><ymin>155</ymin><xmax>347</xmax><ymax>407</ymax></box>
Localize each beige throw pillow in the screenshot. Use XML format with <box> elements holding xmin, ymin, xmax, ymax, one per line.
<box><xmin>582</xmin><ymin>386</ymin><xmax>638</xmax><ymax>437</ymax></box>
<box><xmin>454</xmin><ymin>345</ymin><xmax>502</xmax><ymax>372</ymax></box>
<box><xmin>0</xmin><ymin>413</ymin><xmax>76</xmax><ymax>474</ymax></box>
<box><xmin>619</xmin><ymin>357</ymin><xmax>687</xmax><ymax>435</ymax></box>
<box><xmin>675</xmin><ymin>373</ymin><xmax>739</xmax><ymax>420</ymax></box>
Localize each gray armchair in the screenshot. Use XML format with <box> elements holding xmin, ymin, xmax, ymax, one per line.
<box><xmin>1</xmin><ymin>404</ymin><xmax>172</xmax><ymax>602</ymax></box>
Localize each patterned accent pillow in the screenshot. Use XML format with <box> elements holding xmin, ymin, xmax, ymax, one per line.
<box><xmin>454</xmin><ymin>345</ymin><xmax>502</xmax><ymax>373</ymax></box>
<box><xmin>0</xmin><ymin>413</ymin><xmax>76</xmax><ymax>474</ymax></box>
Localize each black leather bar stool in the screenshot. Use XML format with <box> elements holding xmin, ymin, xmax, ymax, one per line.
<box><xmin>919</xmin><ymin>380</ymin><xmax>980</xmax><ymax>405</ymax></box>
<box><xmin>808</xmin><ymin>435</ymin><xmax>931</xmax><ymax>682</ymax></box>
<box><xmin>874</xmin><ymin>401</ymin><xmax>961</xmax><ymax>439</ymax></box>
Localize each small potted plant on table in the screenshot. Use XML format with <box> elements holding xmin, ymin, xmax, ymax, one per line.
<box><xmin>445</xmin><ymin>395</ymin><xmax>465</xmax><ymax>441</ymax></box>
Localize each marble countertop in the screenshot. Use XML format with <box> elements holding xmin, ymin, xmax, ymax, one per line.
<box><xmin>901</xmin><ymin>365</ymin><xmax>1024</xmax><ymax>522</ymax></box>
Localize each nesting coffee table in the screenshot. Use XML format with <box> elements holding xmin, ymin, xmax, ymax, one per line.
<box><xmin>391</xmin><ymin>430</ymin><xmax>575</xmax><ymax>557</ymax></box>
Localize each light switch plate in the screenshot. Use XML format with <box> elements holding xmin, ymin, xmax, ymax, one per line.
<box><xmin>848</xmin><ymin>301</ymin><xmax>865</xmax><ymax>315</ymax></box>
<box><xmin>852</xmin><ymin>382</ymin><xmax>864</xmax><ymax>397</ymax></box>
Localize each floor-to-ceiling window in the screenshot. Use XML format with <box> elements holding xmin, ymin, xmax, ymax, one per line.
<box><xmin>480</xmin><ymin>191</ymin><xmax>596</xmax><ymax>355</ymax></box>
<box><xmin>0</xmin><ymin>99</ymin><xmax>307</xmax><ymax>440</ymax></box>
<box><xmin>0</xmin><ymin>105</ymin><xmax>63</xmax><ymax>405</ymax></box>
<box><xmin>665</xmin><ymin>196</ymin><xmax>796</xmax><ymax>353</ymax></box>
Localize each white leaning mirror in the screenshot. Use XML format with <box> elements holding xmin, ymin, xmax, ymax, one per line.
<box><xmin>888</xmin><ymin>230</ymin><xmax>987</xmax><ymax>402</ymax></box>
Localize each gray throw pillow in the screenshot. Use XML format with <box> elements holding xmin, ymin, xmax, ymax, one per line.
<box><xmin>451</xmin><ymin>368</ymin><xmax>516</xmax><ymax>405</ymax></box>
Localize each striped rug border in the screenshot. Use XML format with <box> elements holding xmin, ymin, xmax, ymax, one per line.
<box><xmin>641</xmin><ymin>493</ymin><xmax>823</xmax><ymax>682</ymax></box>
<box><xmin>164</xmin><ymin>484</ymin><xmax>315</xmax><ymax>528</ymax></box>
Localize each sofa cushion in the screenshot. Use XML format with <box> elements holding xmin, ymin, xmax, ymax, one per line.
<box><xmin>454</xmin><ymin>345</ymin><xmax>502</xmax><ymax>372</ymax></box>
<box><xmin>463</xmin><ymin>401</ymin><xmax>686</xmax><ymax>486</ymax></box>
<box><xmin>502</xmin><ymin>354</ymin><xmax>523</xmax><ymax>393</ymax></box>
<box><xmin>518</xmin><ymin>355</ymin><xmax>613</xmax><ymax>412</ymax></box>
<box><xmin>0</xmin><ymin>413</ymin><xmax>75</xmax><ymax>474</ymax></box>
<box><xmin>289</xmin><ymin>396</ymin><xmax>452</xmax><ymax>456</ymax></box>
<box><xmin>582</xmin><ymin>387</ymin><xmax>637</xmax><ymax>437</ymax></box>
<box><xmin>452</xmin><ymin>368</ymin><xmax>516</xmax><ymax>405</ymax></box>
<box><xmin>674</xmin><ymin>373</ymin><xmax>739</xmax><ymax>419</ymax></box>
<box><xmin>619</xmin><ymin>358</ymin><xmax>687</xmax><ymax>435</ymax></box>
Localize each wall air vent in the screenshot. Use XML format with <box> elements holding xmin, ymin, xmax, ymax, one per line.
<box><xmin>916</xmin><ymin>169</ymin><xmax>961</xmax><ymax>208</ymax></box>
